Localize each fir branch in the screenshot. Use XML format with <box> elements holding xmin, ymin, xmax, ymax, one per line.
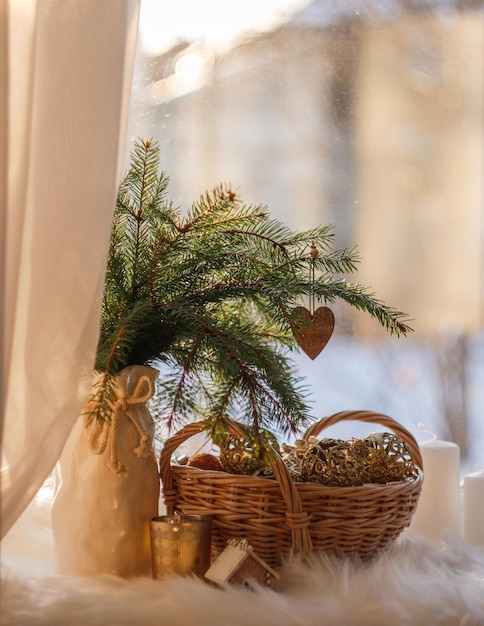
<box><xmin>314</xmin><ymin>279</ymin><xmax>414</xmax><ymax>336</ymax></box>
<box><xmin>92</xmin><ymin>137</ymin><xmax>413</xmax><ymax>441</ymax></box>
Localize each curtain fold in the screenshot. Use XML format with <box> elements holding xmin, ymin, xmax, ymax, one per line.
<box><xmin>1</xmin><ymin>0</ymin><xmax>140</xmax><ymax>539</ymax></box>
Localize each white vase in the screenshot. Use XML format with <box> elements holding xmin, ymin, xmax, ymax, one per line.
<box><xmin>51</xmin><ymin>365</ymin><xmax>160</xmax><ymax>577</ymax></box>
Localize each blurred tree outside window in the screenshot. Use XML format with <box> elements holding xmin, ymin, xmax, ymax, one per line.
<box><xmin>125</xmin><ymin>0</ymin><xmax>484</xmax><ymax>472</ymax></box>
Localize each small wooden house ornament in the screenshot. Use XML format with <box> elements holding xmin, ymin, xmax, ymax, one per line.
<box><xmin>204</xmin><ymin>539</ymin><xmax>280</xmax><ymax>588</ymax></box>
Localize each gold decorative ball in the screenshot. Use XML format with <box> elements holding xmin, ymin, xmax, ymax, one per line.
<box><xmin>281</xmin><ymin>437</ymin><xmax>319</xmax><ymax>481</ymax></box>
<box><xmin>362</xmin><ymin>432</ymin><xmax>416</xmax><ymax>484</ymax></box>
<box><xmin>301</xmin><ymin>438</ymin><xmax>365</xmax><ymax>487</ymax></box>
<box><xmin>219</xmin><ymin>429</ymin><xmax>279</xmax><ymax>477</ymax></box>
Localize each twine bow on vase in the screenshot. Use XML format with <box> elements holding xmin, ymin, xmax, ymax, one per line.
<box><xmin>88</xmin><ymin>374</ymin><xmax>157</xmax><ymax>476</ymax></box>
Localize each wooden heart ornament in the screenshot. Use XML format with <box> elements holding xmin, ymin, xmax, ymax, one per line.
<box><xmin>290</xmin><ymin>306</ymin><xmax>335</xmax><ymax>360</ymax></box>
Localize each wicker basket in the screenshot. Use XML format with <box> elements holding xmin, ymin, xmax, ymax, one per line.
<box><xmin>159</xmin><ymin>410</ymin><xmax>423</xmax><ymax>571</ymax></box>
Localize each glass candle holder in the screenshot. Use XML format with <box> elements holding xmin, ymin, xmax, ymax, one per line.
<box><xmin>150</xmin><ymin>514</ymin><xmax>212</xmax><ymax>579</ymax></box>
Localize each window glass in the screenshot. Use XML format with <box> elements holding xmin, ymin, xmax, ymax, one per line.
<box><xmin>126</xmin><ymin>1</ymin><xmax>484</xmax><ymax>470</ymax></box>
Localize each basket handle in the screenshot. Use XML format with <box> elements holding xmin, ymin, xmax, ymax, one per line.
<box><xmin>304</xmin><ymin>410</ymin><xmax>423</xmax><ymax>470</ymax></box>
<box><xmin>159</xmin><ymin>419</ymin><xmax>314</xmax><ymax>554</ymax></box>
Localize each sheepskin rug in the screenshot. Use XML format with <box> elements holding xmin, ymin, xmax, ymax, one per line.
<box><xmin>2</xmin><ymin>485</ymin><xmax>484</xmax><ymax>626</ymax></box>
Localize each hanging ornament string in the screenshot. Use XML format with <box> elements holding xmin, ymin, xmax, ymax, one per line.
<box><xmin>309</xmin><ymin>243</ymin><xmax>318</xmax><ymax>315</ymax></box>
<box><xmin>289</xmin><ymin>244</ymin><xmax>335</xmax><ymax>360</ymax></box>
<box><xmin>89</xmin><ymin>375</ymin><xmax>156</xmax><ymax>475</ymax></box>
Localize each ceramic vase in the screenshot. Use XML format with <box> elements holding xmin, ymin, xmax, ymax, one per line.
<box><xmin>51</xmin><ymin>365</ymin><xmax>160</xmax><ymax>577</ymax></box>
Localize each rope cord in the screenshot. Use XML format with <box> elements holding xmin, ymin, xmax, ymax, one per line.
<box><xmin>88</xmin><ymin>375</ymin><xmax>156</xmax><ymax>475</ymax></box>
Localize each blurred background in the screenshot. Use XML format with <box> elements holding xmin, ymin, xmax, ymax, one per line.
<box><xmin>124</xmin><ymin>0</ymin><xmax>484</xmax><ymax>473</ymax></box>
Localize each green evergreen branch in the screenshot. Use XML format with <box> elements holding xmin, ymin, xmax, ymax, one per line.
<box><xmin>92</xmin><ymin>138</ymin><xmax>413</xmax><ymax>443</ymax></box>
<box><xmin>314</xmin><ymin>279</ymin><xmax>414</xmax><ymax>336</ymax></box>
<box><xmin>164</xmin><ymin>327</ymin><xmax>208</xmax><ymax>432</ymax></box>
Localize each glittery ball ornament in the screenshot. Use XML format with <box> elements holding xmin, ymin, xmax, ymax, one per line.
<box><xmin>362</xmin><ymin>432</ymin><xmax>416</xmax><ymax>484</ymax></box>
<box><xmin>301</xmin><ymin>438</ymin><xmax>365</xmax><ymax>487</ymax></box>
<box><xmin>281</xmin><ymin>437</ymin><xmax>319</xmax><ymax>482</ymax></box>
<box><xmin>219</xmin><ymin>429</ymin><xmax>280</xmax><ymax>478</ymax></box>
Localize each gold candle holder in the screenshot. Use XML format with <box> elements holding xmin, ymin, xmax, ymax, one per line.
<box><xmin>150</xmin><ymin>514</ymin><xmax>212</xmax><ymax>579</ymax></box>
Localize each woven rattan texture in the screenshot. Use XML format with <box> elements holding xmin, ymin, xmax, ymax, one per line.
<box><xmin>160</xmin><ymin>411</ymin><xmax>423</xmax><ymax>570</ymax></box>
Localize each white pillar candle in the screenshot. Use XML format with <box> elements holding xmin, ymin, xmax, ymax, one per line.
<box><xmin>463</xmin><ymin>468</ymin><xmax>484</xmax><ymax>546</ymax></box>
<box><xmin>410</xmin><ymin>432</ymin><xmax>460</xmax><ymax>540</ymax></box>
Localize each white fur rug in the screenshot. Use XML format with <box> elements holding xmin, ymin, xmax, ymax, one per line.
<box><xmin>2</xmin><ymin>484</ymin><xmax>484</xmax><ymax>626</ymax></box>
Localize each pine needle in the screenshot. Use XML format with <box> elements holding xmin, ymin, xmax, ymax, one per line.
<box><xmin>91</xmin><ymin>138</ymin><xmax>413</xmax><ymax>444</ymax></box>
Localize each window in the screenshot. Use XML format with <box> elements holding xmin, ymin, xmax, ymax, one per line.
<box><xmin>126</xmin><ymin>0</ymin><xmax>484</xmax><ymax>470</ymax></box>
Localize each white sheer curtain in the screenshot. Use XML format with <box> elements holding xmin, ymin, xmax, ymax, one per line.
<box><xmin>0</xmin><ymin>0</ymin><xmax>140</xmax><ymax>539</ymax></box>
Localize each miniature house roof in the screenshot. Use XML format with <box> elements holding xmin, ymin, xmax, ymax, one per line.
<box><xmin>204</xmin><ymin>539</ymin><xmax>280</xmax><ymax>585</ymax></box>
